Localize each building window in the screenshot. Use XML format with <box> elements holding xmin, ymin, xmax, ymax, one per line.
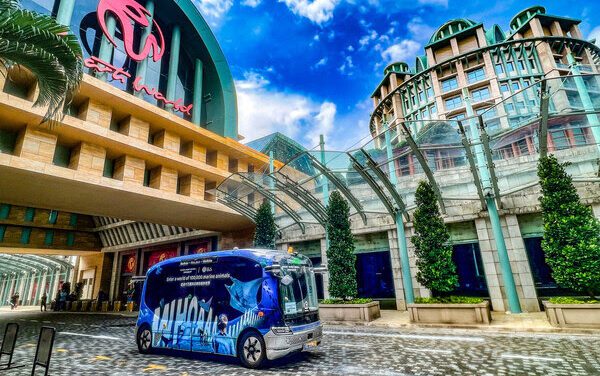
<box><xmin>467</xmin><ymin>68</ymin><xmax>486</xmax><ymax>84</ymax></box>
<box><xmin>418</xmin><ymin>91</ymin><xmax>425</xmax><ymax>103</ymax></box>
<box><xmin>421</xmin><ymin>109</ymin><xmax>428</xmax><ymax>120</ymax></box>
<box><xmin>53</xmin><ymin>143</ymin><xmax>72</xmax><ymax>168</ymax></box>
<box><xmin>506</xmin><ymin>62</ymin><xmax>515</xmax><ymax>73</ymax></box>
<box><xmin>426</xmin><ymin>87</ymin><xmax>434</xmax><ymax>98</ymax></box>
<box><xmin>430</xmin><ymin>104</ymin><xmax>437</xmax><ymax>115</ymax></box>
<box><xmin>511</xmin><ymin>81</ymin><xmax>520</xmax><ymax>91</ymax></box>
<box><xmin>44</xmin><ymin>230</ymin><xmax>54</xmax><ymax>246</ymax></box>
<box><xmin>500</xmin><ymin>84</ymin><xmax>510</xmax><ymax>94</ymax></box>
<box><xmin>505</xmin><ymin>102</ymin><xmax>515</xmax><ymax>112</ymax></box>
<box><xmin>517</xmin><ymin>60</ymin><xmax>526</xmax><ymax>71</ymax></box>
<box><xmin>103</xmin><ymin>158</ymin><xmax>115</xmax><ymax>178</ymax></box>
<box><xmin>449</xmin><ymin>113</ymin><xmax>466</xmax><ymax>120</ymax></box>
<box><xmin>495</xmin><ymin>64</ymin><xmax>504</xmax><ymax>74</ymax></box>
<box><xmin>441</xmin><ymin>77</ymin><xmax>458</xmax><ymax>92</ymax></box>
<box><xmin>445</xmin><ymin>96</ymin><xmax>463</xmax><ymax>110</ymax></box>
<box><xmin>143</xmin><ymin>169</ymin><xmax>151</xmax><ymax>187</ymax></box>
<box><xmin>21</xmin><ymin>227</ymin><xmax>31</xmax><ymax>244</ymax></box>
<box><xmin>471</xmin><ymin>87</ymin><xmax>490</xmax><ymax>102</ymax></box>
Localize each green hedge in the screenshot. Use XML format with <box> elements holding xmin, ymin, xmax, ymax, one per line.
<box><xmin>548</xmin><ymin>297</ymin><xmax>600</xmax><ymax>304</ymax></box>
<box><xmin>320</xmin><ymin>298</ymin><xmax>373</xmax><ymax>305</ymax></box>
<box><xmin>414</xmin><ymin>296</ymin><xmax>484</xmax><ymax>304</ymax></box>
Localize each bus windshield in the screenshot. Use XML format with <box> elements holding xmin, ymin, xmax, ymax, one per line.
<box><xmin>279</xmin><ymin>263</ymin><xmax>319</xmax><ymax>319</ymax></box>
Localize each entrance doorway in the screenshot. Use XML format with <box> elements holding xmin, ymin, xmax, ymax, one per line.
<box><xmin>452</xmin><ymin>243</ymin><xmax>489</xmax><ymax>297</ymax></box>
<box><xmin>523</xmin><ymin>237</ymin><xmax>572</xmax><ymax>299</ymax></box>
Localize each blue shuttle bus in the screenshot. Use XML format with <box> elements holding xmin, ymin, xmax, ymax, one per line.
<box><xmin>135</xmin><ymin>249</ymin><xmax>323</xmax><ymax>368</ymax></box>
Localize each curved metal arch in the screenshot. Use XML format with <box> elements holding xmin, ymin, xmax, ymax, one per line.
<box><xmin>347</xmin><ymin>152</ymin><xmax>398</xmax><ymax>221</ymax></box>
<box><xmin>304</xmin><ymin>154</ymin><xmax>368</xmax><ymax>225</ymax></box>
<box><xmin>0</xmin><ymin>254</ymin><xmax>53</xmax><ymax>272</ymax></box>
<box><xmin>21</xmin><ymin>254</ymin><xmax>71</xmax><ymax>269</ymax></box>
<box><xmin>271</xmin><ymin>175</ymin><xmax>327</xmax><ymax>225</ymax></box>
<box><xmin>236</xmin><ymin>174</ymin><xmax>307</xmax><ymax>234</ymax></box>
<box><xmin>0</xmin><ymin>258</ymin><xmax>37</xmax><ymax>274</ymax></box>
<box><xmin>0</xmin><ymin>263</ymin><xmax>32</xmax><ymax>275</ymax></box>
<box><xmin>398</xmin><ymin>122</ymin><xmax>447</xmax><ymax>214</ymax></box>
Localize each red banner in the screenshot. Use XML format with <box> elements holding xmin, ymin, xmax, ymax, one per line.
<box><xmin>189</xmin><ymin>241</ymin><xmax>210</xmax><ymax>254</ymax></box>
<box><xmin>146</xmin><ymin>249</ymin><xmax>177</xmax><ymax>268</ymax></box>
<box><xmin>123</xmin><ymin>255</ymin><xmax>137</xmax><ymax>274</ymax></box>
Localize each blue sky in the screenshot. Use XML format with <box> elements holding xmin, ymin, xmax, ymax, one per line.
<box><xmin>192</xmin><ymin>0</ymin><xmax>600</xmax><ymax>150</ymax></box>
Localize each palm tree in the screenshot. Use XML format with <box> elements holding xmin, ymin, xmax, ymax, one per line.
<box><xmin>0</xmin><ymin>0</ymin><xmax>83</xmax><ymax>122</ymax></box>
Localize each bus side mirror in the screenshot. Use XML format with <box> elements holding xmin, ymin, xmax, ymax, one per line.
<box><xmin>281</xmin><ymin>275</ymin><xmax>294</xmax><ymax>286</ymax></box>
<box><xmin>313</xmin><ymin>265</ymin><xmax>328</xmax><ymax>274</ymax></box>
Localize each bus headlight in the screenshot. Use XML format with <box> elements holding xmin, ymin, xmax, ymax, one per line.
<box><xmin>271</xmin><ymin>326</ymin><xmax>292</xmax><ymax>335</ymax></box>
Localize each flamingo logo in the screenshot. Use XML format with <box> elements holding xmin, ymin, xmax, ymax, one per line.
<box><xmin>97</xmin><ymin>0</ymin><xmax>165</xmax><ymax>62</ymax></box>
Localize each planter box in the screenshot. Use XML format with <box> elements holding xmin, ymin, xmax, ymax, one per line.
<box><xmin>544</xmin><ymin>301</ymin><xmax>600</xmax><ymax>328</ymax></box>
<box><xmin>408</xmin><ymin>301</ymin><xmax>491</xmax><ymax>325</ymax></box>
<box><xmin>319</xmin><ymin>301</ymin><xmax>381</xmax><ymax>322</ymax></box>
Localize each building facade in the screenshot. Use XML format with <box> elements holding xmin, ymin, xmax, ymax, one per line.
<box><xmin>0</xmin><ymin>0</ymin><xmax>273</xmax><ymax>306</ymax></box>
<box><xmin>235</xmin><ymin>6</ymin><xmax>600</xmax><ymax>313</ymax></box>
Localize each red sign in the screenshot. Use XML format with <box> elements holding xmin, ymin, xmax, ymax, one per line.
<box><xmin>124</xmin><ymin>254</ymin><xmax>136</xmax><ymax>274</ymax></box>
<box><xmin>88</xmin><ymin>0</ymin><xmax>192</xmax><ymax>115</ymax></box>
<box><xmin>146</xmin><ymin>249</ymin><xmax>177</xmax><ymax>268</ymax></box>
<box><xmin>189</xmin><ymin>241</ymin><xmax>210</xmax><ymax>254</ymax></box>
<box><xmin>97</xmin><ymin>0</ymin><xmax>164</xmax><ymax>62</ymax></box>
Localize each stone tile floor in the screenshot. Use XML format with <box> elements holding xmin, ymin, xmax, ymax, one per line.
<box><xmin>1</xmin><ymin>309</ymin><xmax>599</xmax><ymax>375</ymax></box>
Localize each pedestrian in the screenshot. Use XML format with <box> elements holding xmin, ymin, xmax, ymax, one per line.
<box><xmin>10</xmin><ymin>293</ymin><xmax>19</xmax><ymax>310</ymax></box>
<box><xmin>40</xmin><ymin>292</ymin><xmax>47</xmax><ymax>312</ymax></box>
<box><xmin>59</xmin><ymin>290</ymin><xmax>67</xmax><ymax>311</ymax></box>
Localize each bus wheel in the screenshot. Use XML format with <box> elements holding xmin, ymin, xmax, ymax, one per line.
<box><xmin>238</xmin><ymin>331</ymin><xmax>266</xmax><ymax>368</ymax></box>
<box><xmin>137</xmin><ymin>325</ymin><xmax>153</xmax><ymax>354</ymax></box>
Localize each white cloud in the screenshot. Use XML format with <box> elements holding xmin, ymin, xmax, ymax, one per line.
<box><xmin>418</xmin><ymin>0</ymin><xmax>448</xmax><ymax>6</ymax></box>
<box><xmin>236</xmin><ymin>72</ymin><xmax>337</xmax><ymax>147</ymax></box>
<box><xmin>279</xmin><ymin>0</ymin><xmax>340</xmax><ymax>25</ymax></box>
<box><xmin>314</xmin><ymin>57</ymin><xmax>328</xmax><ymax>68</ymax></box>
<box><xmin>338</xmin><ymin>56</ymin><xmax>354</xmax><ymax>75</ymax></box>
<box><xmin>241</xmin><ymin>0</ymin><xmax>262</xmax><ymax>7</ymax></box>
<box><xmin>381</xmin><ymin>39</ymin><xmax>421</xmax><ymax>62</ymax></box>
<box><xmin>359</xmin><ymin>29</ymin><xmax>378</xmax><ymax>47</ymax></box>
<box><xmin>589</xmin><ymin>26</ymin><xmax>600</xmax><ymax>46</ymax></box>
<box><xmin>192</xmin><ymin>0</ymin><xmax>233</xmax><ymax>27</ymax></box>
<box><xmin>407</xmin><ymin>17</ymin><xmax>436</xmax><ymax>42</ymax></box>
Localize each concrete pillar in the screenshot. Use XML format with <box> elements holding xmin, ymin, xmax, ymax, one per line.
<box><xmin>192</xmin><ymin>59</ymin><xmax>204</xmax><ymax>126</ymax></box>
<box><xmin>109</xmin><ymin>253</ymin><xmax>119</xmax><ymax>301</ymax></box>
<box><xmin>27</xmin><ymin>272</ymin><xmax>36</xmax><ymax>305</ymax></box>
<box><xmin>135</xmin><ymin>0</ymin><xmax>155</xmax><ymax>91</ymax></box>
<box><xmin>387</xmin><ymin>229</ymin><xmax>406</xmax><ymax>310</ymax></box>
<box><xmin>319</xmin><ymin>238</ymin><xmax>330</xmax><ymax>299</ymax></box>
<box><xmin>166</xmin><ymin>25</ymin><xmax>181</xmax><ymax>108</ymax></box>
<box><xmin>56</xmin><ymin>0</ymin><xmax>76</xmax><ymax>26</ymax></box>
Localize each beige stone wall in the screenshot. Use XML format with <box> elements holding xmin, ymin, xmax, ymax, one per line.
<box><xmin>14</xmin><ymin>126</ymin><xmax>57</xmax><ymax>164</ymax></box>
<box><xmin>180</xmin><ymin>141</ymin><xmax>207</xmax><ymax>163</ymax></box>
<box><xmin>120</xmin><ymin>116</ymin><xmax>150</xmax><ymax>141</ymax></box>
<box><xmin>78</xmin><ymin>99</ymin><xmax>112</xmax><ymax>128</ymax></box>
<box><xmin>153</xmin><ymin>129</ymin><xmax>181</xmax><ymax>153</ymax></box>
<box><xmin>178</xmin><ymin>175</ymin><xmax>205</xmax><ymax>199</ymax></box>
<box><xmin>149</xmin><ymin>166</ymin><xmax>178</xmax><ymax>192</ymax></box>
<box><xmin>113</xmin><ymin>155</ymin><xmax>145</xmax><ymax>184</ymax></box>
<box><xmin>69</xmin><ymin>142</ymin><xmax>106</xmax><ymax>176</ymax></box>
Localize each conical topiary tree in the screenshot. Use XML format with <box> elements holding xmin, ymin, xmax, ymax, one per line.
<box><xmin>538</xmin><ymin>155</ymin><xmax>600</xmax><ymax>298</ymax></box>
<box><xmin>326</xmin><ymin>191</ymin><xmax>357</xmax><ymax>300</ymax></box>
<box><xmin>253</xmin><ymin>201</ymin><xmax>277</xmax><ymax>249</ymax></box>
<box><xmin>411</xmin><ymin>181</ymin><xmax>458</xmax><ymax>296</ymax></box>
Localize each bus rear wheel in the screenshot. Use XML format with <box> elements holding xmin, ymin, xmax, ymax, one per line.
<box><xmin>238</xmin><ymin>331</ymin><xmax>266</xmax><ymax>368</ymax></box>
<box><xmin>137</xmin><ymin>325</ymin><xmax>153</xmax><ymax>354</ymax></box>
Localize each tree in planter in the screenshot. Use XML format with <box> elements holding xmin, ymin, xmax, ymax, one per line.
<box><xmin>253</xmin><ymin>201</ymin><xmax>277</xmax><ymax>249</ymax></box>
<box><xmin>412</xmin><ymin>181</ymin><xmax>458</xmax><ymax>296</ymax></box>
<box><xmin>326</xmin><ymin>191</ymin><xmax>357</xmax><ymax>300</ymax></box>
<box><xmin>538</xmin><ymin>155</ymin><xmax>600</xmax><ymax>298</ymax></box>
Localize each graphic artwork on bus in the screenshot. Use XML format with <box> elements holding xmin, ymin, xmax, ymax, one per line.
<box><xmin>146</xmin><ymin>259</ymin><xmax>268</xmax><ymax>356</ymax></box>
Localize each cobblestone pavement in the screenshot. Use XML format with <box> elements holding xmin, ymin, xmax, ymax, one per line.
<box><xmin>1</xmin><ymin>310</ymin><xmax>600</xmax><ymax>375</ymax></box>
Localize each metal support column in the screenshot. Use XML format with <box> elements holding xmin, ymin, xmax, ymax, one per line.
<box><xmin>319</xmin><ymin>135</ymin><xmax>330</xmax><ymax>207</ymax></box>
<box><xmin>568</xmin><ymin>53</ymin><xmax>600</xmax><ymax>154</ymax></box>
<box><xmin>384</xmin><ymin>123</ymin><xmax>414</xmax><ymax>304</ymax></box>
<box><xmin>56</xmin><ymin>0</ymin><xmax>76</xmax><ymax>26</ymax></box>
<box><xmin>166</xmin><ymin>25</ymin><xmax>181</xmax><ymax>110</ymax></box>
<box><xmin>538</xmin><ymin>80</ymin><xmax>550</xmax><ymax>158</ymax></box>
<box><xmin>192</xmin><ymin>59</ymin><xmax>204</xmax><ymax>125</ymax></box>
<box><xmin>464</xmin><ymin>89</ymin><xmax>522</xmax><ymax>313</ymax></box>
<box><xmin>269</xmin><ymin>151</ymin><xmax>275</xmax><ymax>215</ymax></box>
<box><xmin>134</xmin><ymin>0</ymin><xmax>155</xmax><ymax>92</ymax></box>
<box><xmin>33</xmin><ymin>272</ymin><xmax>43</xmax><ymax>306</ymax></box>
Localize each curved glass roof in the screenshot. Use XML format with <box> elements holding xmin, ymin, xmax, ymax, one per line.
<box><xmin>217</xmin><ymin>71</ymin><xmax>600</xmax><ymax>234</ymax></box>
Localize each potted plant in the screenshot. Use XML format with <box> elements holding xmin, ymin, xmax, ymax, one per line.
<box><xmin>318</xmin><ymin>191</ymin><xmax>380</xmax><ymax>322</ymax></box>
<box><xmin>407</xmin><ymin>181</ymin><xmax>491</xmax><ymax>325</ymax></box>
<box><xmin>537</xmin><ymin>156</ymin><xmax>600</xmax><ymax>328</ymax></box>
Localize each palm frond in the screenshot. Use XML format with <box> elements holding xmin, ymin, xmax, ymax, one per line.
<box><xmin>0</xmin><ymin>0</ymin><xmax>83</xmax><ymax>123</ymax></box>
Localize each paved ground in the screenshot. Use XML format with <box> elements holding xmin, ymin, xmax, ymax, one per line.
<box><xmin>1</xmin><ymin>309</ymin><xmax>600</xmax><ymax>375</ymax></box>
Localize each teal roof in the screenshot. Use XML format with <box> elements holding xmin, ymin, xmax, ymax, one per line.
<box><xmin>510</xmin><ymin>6</ymin><xmax>546</xmax><ymax>32</ymax></box>
<box><xmin>246</xmin><ymin>132</ymin><xmax>314</xmax><ymax>175</ymax></box>
<box><xmin>415</xmin><ymin>56</ymin><xmax>428</xmax><ymax>73</ymax></box>
<box><xmin>485</xmin><ymin>24</ymin><xmax>506</xmax><ymax>45</ymax></box>
<box><xmin>427</xmin><ymin>19</ymin><xmax>482</xmax><ymax>47</ymax></box>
